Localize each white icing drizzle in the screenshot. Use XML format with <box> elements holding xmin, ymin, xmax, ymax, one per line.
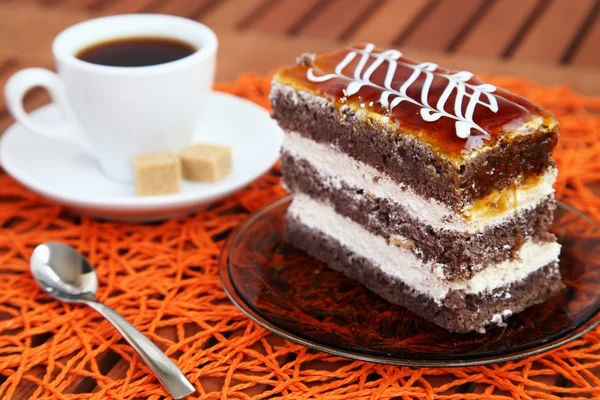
<box><xmin>307</xmin><ymin>43</ymin><xmax>499</xmax><ymax>143</ymax></box>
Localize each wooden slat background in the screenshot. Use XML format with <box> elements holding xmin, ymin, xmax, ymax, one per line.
<box><xmin>0</xmin><ymin>0</ymin><xmax>599</xmax><ymax>398</ymax></box>
<box><xmin>0</xmin><ymin>0</ymin><xmax>598</xmax><ymax>99</ymax></box>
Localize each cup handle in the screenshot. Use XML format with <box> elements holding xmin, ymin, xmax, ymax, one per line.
<box><xmin>4</xmin><ymin>68</ymin><xmax>95</xmax><ymax>156</ymax></box>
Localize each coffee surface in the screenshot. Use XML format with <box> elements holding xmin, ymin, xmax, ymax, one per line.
<box><xmin>76</xmin><ymin>36</ymin><xmax>196</xmax><ymax>67</ymax></box>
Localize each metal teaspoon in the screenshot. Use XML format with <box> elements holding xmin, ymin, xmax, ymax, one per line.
<box><xmin>30</xmin><ymin>242</ymin><xmax>195</xmax><ymax>399</ymax></box>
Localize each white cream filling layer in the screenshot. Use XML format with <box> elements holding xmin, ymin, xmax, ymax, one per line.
<box><xmin>289</xmin><ymin>194</ymin><xmax>561</xmax><ymax>301</ymax></box>
<box><xmin>283</xmin><ymin>131</ymin><xmax>556</xmax><ymax>233</ymax></box>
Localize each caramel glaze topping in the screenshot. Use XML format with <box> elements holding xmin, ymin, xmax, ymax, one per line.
<box><xmin>275</xmin><ymin>44</ymin><xmax>556</xmax><ymax>159</ymax></box>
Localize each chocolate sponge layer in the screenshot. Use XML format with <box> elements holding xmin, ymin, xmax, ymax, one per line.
<box><xmin>285</xmin><ymin>215</ymin><xmax>564</xmax><ymax>334</ymax></box>
<box><xmin>282</xmin><ymin>151</ymin><xmax>556</xmax><ymax>281</ymax></box>
<box><xmin>271</xmin><ymin>82</ymin><xmax>558</xmax><ymax>210</ymax></box>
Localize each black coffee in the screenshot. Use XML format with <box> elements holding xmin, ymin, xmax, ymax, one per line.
<box><xmin>76</xmin><ymin>36</ymin><xmax>197</xmax><ymax>67</ymax></box>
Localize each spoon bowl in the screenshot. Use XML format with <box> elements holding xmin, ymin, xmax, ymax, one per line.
<box><xmin>29</xmin><ymin>241</ymin><xmax>195</xmax><ymax>399</ymax></box>
<box><xmin>31</xmin><ymin>242</ymin><xmax>98</xmax><ymax>301</ymax></box>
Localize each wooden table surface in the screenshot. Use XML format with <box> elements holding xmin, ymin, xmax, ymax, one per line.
<box><xmin>1</xmin><ymin>0</ymin><xmax>599</xmax><ymax>398</ymax></box>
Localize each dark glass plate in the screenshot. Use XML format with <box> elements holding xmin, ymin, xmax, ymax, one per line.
<box><xmin>219</xmin><ymin>196</ymin><xmax>600</xmax><ymax>366</ymax></box>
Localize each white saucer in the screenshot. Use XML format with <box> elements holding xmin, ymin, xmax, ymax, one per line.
<box><xmin>0</xmin><ymin>91</ymin><xmax>283</xmax><ymax>222</ymax></box>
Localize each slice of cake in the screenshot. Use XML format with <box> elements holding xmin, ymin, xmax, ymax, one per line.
<box><xmin>270</xmin><ymin>43</ymin><xmax>563</xmax><ymax>333</ymax></box>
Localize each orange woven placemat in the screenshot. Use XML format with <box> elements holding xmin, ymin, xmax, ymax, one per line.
<box><xmin>1</xmin><ymin>73</ymin><xmax>600</xmax><ymax>400</ymax></box>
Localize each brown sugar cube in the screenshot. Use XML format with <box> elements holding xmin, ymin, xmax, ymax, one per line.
<box><xmin>133</xmin><ymin>153</ymin><xmax>181</xmax><ymax>196</ymax></box>
<box><xmin>180</xmin><ymin>144</ymin><xmax>232</xmax><ymax>182</ymax></box>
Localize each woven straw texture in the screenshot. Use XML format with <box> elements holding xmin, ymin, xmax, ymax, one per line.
<box><xmin>1</xmin><ymin>74</ymin><xmax>600</xmax><ymax>399</ymax></box>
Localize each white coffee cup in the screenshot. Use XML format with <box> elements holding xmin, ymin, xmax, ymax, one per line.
<box><xmin>4</xmin><ymin>14</ymin><xmax>218</xmax><ymax>182</ymax></box>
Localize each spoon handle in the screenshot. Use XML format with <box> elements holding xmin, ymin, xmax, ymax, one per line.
<box><xmin>86</xmin><ymin>301</ymin><xmax>195</xmax><ymax>399</ymax></box>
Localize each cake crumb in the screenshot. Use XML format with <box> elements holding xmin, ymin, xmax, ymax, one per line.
<box><xmin>340</xmin><ymin>105</ymin><xmax>355</xmax><ymax>118</ymax></box>
<box><xmin>296</xmin><ymin>53</ymin><xmax>316</xmax><ymax>67</ymax></box>
<box><xmin>488</xmin><ymin>313</ymin><xmax>507</xmax><ymax>328</ymax></box>
<box><xmin>487</xmin><ymin>310</ymin><xmax>512</xmax><ymax>329</ymax></box>
<box><xmin>133</xmin><ymin>153</ymin><xmax>181</xmax><ymax>196</ymax></box>
<box><xmin>180</xmin><ymin>143</ymin><xmax>232</xmax><ymax>182</ymax></box>
<box><xmin>490</xmin><ymin>314</ymin><xmax>503</xmax><ymax>324</ymax></box>
<box><xmin>389</xmin><ymin>236</ymin><xmax>414</xmax><ymax>249</ymax></box>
